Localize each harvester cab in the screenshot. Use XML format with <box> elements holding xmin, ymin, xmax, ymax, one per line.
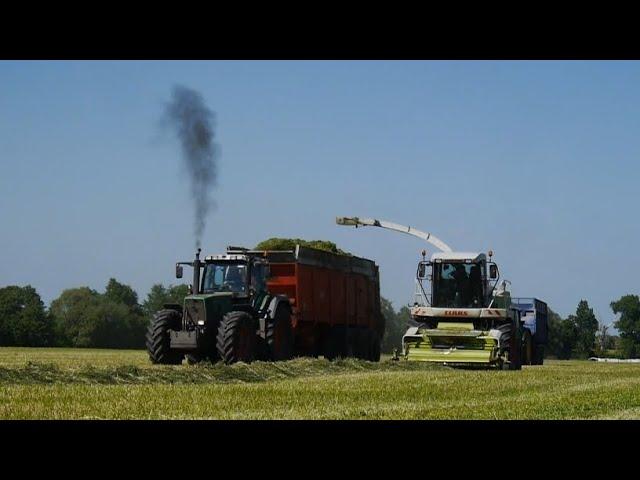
<box><xmin>407</xmin><ymin>250</ymin><xmax>523</xmax><ymax>369</ymax></box>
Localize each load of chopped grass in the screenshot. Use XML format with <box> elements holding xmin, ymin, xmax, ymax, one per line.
<box><xmin>254</xmin><ymin>238</ymin><xmax>350</xmax><ymax>255</ymax></box>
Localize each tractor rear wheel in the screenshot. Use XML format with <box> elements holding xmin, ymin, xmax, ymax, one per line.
<box><xmin>216</xmin><ymin>311</ymin><xmax>258</xmax><ymax>364</ymax></box>
<box><xmin>146</xmin><ymin>309</ymin><xmax>184</xmax><ymax>365</ymax></box>
<box><xmin>266</xmin><ymin>304</ymin><xmax>294</xmax><ymax>361</ymax></box>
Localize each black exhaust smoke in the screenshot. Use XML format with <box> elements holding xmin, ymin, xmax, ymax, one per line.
<box><xmin>163</xmin><ymin>85</ymin><xmax>219</xmax><ymax>249</ymax></box>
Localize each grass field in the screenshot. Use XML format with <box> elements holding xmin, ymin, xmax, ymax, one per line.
<box><xmin>1</xmin><ymin>347</ymin><xmax>639</xmax><ymax>419</ymax></box>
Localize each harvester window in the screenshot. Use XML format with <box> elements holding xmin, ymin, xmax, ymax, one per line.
<box><xmin>433</xmin><ymin>262</ymin><xmax>484</xmax><ymax>308</ymax></box>
<box><xmin>202</xmin><ymin>262</ymin><xmax>247</xmax><ymax>294</ymax></box>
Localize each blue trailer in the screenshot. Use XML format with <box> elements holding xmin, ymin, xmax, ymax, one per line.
<box><xmin>511</xmin><ymin>297</ymin><xmax>548</xmax><ymax>365</ymax></box>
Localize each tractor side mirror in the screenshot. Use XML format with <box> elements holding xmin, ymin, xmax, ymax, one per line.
<box><xmin>176</xmin><ymin>264</ymin><xmax>183</xmax><ymax>279</ymax></box>
<box><xmin>489</xmin><ymin>264</ymin><xmax>498</xmax><ymax>279</ymax></box>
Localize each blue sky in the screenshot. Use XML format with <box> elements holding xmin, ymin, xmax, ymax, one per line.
<box><xmin>1</xmin><ymin>60</ymin><xmax>639</xmax><ymax>325</ymax></box>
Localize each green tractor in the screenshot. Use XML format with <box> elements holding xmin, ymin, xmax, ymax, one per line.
<box><xmin>146</xmin><ymin>247</ymin><xmax>294</xmax><ymax>365</ymax></box>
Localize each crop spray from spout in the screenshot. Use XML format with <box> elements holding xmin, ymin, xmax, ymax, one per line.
<box><xmin>163</xmin><ymin>85</ymin><xmax>219</xmax><ymax>250</ymax></box>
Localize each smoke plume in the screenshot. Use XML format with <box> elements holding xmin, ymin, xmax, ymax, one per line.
<box><xmin>163</xmin><ymin>85</ymin><xmax>219</xmax><ymax>249</ymax></box>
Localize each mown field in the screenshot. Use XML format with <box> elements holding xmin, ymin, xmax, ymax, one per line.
<box><xmin>1</xmin><ymin>347</ymin><xmax>639</xmax><ymax>419</ymax></box>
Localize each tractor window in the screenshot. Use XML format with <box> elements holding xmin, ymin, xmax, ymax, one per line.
<box><xmin>202</xmin><ymin>262</ymin><xmax>247</xmax><ymax>294</ymax></box>
<box><xmin>251</xmin><ymin>263</ymin><xmax>266</xmax><ymax>292</ymax></box>
<box><xmin>432</xmin><ymin>262</ymin><xmax>484</xmax><ymax>308</ymax></box>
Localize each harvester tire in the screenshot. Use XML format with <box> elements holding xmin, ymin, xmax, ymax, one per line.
<box><xmin>498</xmin><ymin>322</ymin><xmax>522</xmax><ymax>371</ymax></box>
<box><xmin>522</xmin><ymin>330</ymin><xmax>533</xmax><ymax>366</ymax></box>
<box><xmin>266</xmin><ymin>304</ymin><xmax>294</xmax><ymax>361</ymax></box>
<box><xmin>146</xmin><ymin>309</ymin><xmax>184</xmax><ymax>365</ymax></box>
<box><xmin>216</xmin><ymin>311</ymin><xmax>258</xmax><ymax>364</ymax></box>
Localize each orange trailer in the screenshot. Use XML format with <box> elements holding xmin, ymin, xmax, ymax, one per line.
<box><xmin>264</xmin><ymin>245</ymin><xmax>384</xmax><ymax>360</ymax></box>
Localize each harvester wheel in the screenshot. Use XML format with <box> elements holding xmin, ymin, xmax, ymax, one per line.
<box><xmin>497</xmin><ymin>322</ymin><xmax>522</xmax><ymax>371</ymax></box>
<box><xmin>266</xmin><ymin>304</ymin><xmax>294</xmax><ymax>361</ymax></box>
<box><xmin>216</xmin><ymin>311</ymin><xmax>258</xmax><ymax>364</ymax></box>
<box><xmin>522</xmin><ymin>330</ymin><xmax>533</xmax><ymax>366</ymax></box>
<box><xmin>146</xmin><ymin>309</ymin><xmax>184</xmax><ymax>365</ymax></box>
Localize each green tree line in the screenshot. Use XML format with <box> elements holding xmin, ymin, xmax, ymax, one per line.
<box><xmin>0</xmin><ymin>281</ymin><xmax>188</xmax><ymax>349</ymax></box>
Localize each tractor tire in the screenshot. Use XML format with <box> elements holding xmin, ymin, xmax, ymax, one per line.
<box><xmin>532</xmin><ymin>344</ymin><xmax>545</xmax><ymax>365</ymax></box>
<box><xmin>265</xmin><ymin>304</ymin><xmax>294</xmax><ymax>361</ymax></box>
<box><xmin>146</xmin><ymin>309</ymin><xmax>184</xmax><ymax>365</ymax></box>
<box><xmin>522</xmin><ymin>330</ymin><xmax>533</xmax><ymax>366</ymax></box>
<box><xmin>498</xmin><ymin>322</ymin><xmax>522</xmax><ymax>371</ymax></box>
<box><xmin>216</xmin><ymin>311</ymin><xmax>258</xmax><ymax>365</ymax></box>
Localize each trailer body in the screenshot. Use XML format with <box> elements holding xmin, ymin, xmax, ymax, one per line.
<box><xmin>265</xmin><ymin>245</ymin><xmax>383</xmax><ymax>356</ymax></box>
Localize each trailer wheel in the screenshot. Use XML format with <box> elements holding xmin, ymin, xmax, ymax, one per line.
<box><xmin>146</xmin><ymin>309</ymin><xmax>184</xmax><ymax>365</ymax></box>
<box><xmin>532</xmin><ymin>345</ymin><xmax>545</xmax><ymax>365</ymax></box>
<box><xmin>522</xmin><ymin>330</ymin><xmax>533</xmax><ymax>366</ymax></box>
<box><xmin>216</xmin><ymin>311</ymin><xmax>257</xmax><ymax>364</ymax></box>
<box><xmin>369</xmin><ymin>330</ymin><xmax>381</xmax><ymax>362</ymax></box>
<box><xmin>266</xmin><ymin>304</ymin><xmax>294</xmax><ymax>361</ymax></box>
<box><xmin>324</xmin><ymin>326</ymin><xmax>347</xmax><ymax>361</ymax></box>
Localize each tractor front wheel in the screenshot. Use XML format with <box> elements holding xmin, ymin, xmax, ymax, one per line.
<box><xmin>146</xmin><ymin>309</ymin><xmax>184</xmax><ymax>365</ymax></box>
<box><xmin>216</xmin><ymin>311</ymin><xmax>258</xmax><ymax>364</ymax></box>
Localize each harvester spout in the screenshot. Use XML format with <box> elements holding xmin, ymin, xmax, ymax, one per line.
<box><xmin>192</xmin><ymin>248</ymin><xmax>202</xmax><ymax>295</ymax></box>
<box><xmin>336</xmin><ymin>216</ymin><xmax>453</xmax><ymax>252</ymax></box>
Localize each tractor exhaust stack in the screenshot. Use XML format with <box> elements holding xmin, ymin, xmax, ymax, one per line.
<box><xmin>192</xmin><ymin>248</ymin><xmax>202</xmax><ymax>295</ymax></box>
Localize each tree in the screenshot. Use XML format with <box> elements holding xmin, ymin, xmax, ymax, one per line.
<box><xmin>573</xmin><ymin>300</ymin><xmax>598</xmax><ymax>358</ymax></box>
<box><xmin>104</xmin><ymin>278</ymin><xmax>139</xmax><ymax>309</ymax></box>
<box><xmin>50</xmin><ymin>280</ymin><xmax>147</xmax><ymax>349</ymax></box>
<box><xmin>610</xmin><ymin>295</ymin><xmax>640</xmax><ymax>358</ymax></box>
<box><xmin>50</xmin><ymin>287</ymin><xmax>102</xmax><ymax>347</ymax></box>
<box><xmin>0</xmin><ymin>285</ymin><xmax>54</xmax><ymax>347</ymax></box>
<box><xmin>380</xmin><ymin>298</ymin><xmax>402</xmax><ymax>353</ymax></box>
<box><xmin>547</xmin><ymin>308</ymin><xmax>578</xmax><ymax>359</ymax></box>
<box><xmin>143</xmin><ymin>283</ymin><xmax>190</xmax><ymax>317</ymax></box>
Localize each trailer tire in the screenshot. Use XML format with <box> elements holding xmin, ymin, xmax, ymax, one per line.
<box><xmin>353</xmin><ymin>328</ymin><xmax>370</xmax><ymax>360</ymax></box>
<box><xmin>369</xmin><ymin>331</ymin><xmax>381</xmax><ymax>362</ymax></box>
<box><xmin>522</xmin><ymin>330</ymin><xmax>533</xmax><ymax>366</ymax></box>
<box><xmin>216</xmin><ymin>311</ymin><xmax>258</xmax><ymax>365</ymax></box>
<box><xmin>146</xmin><ymin>309</ymin><xmax>184</xmax><ymax>365</ymax></box>
<box><xmin>266</xmin><ymin>304</ymin><xmax>294</xmax><ymax>361</ymax></box>
<box><xmin>532</xmin><ymin>345</ymin><xmax>545</xmax><ymax>365</ymax></box>
<box><xmin>324</xmin><ymin>326</ymin><xmax>347</xmax><ymax>361</ymax></box>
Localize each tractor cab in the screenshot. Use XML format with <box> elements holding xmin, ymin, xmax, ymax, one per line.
<box><xmin>201</xmin><ymin>251</ymin><xmax>270</xmax><ymax>301</ymax></box>
<box><xmin>416</xmin><ymin>251</ymin><xmax>501</xmax><ymax>308</ymax></box>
